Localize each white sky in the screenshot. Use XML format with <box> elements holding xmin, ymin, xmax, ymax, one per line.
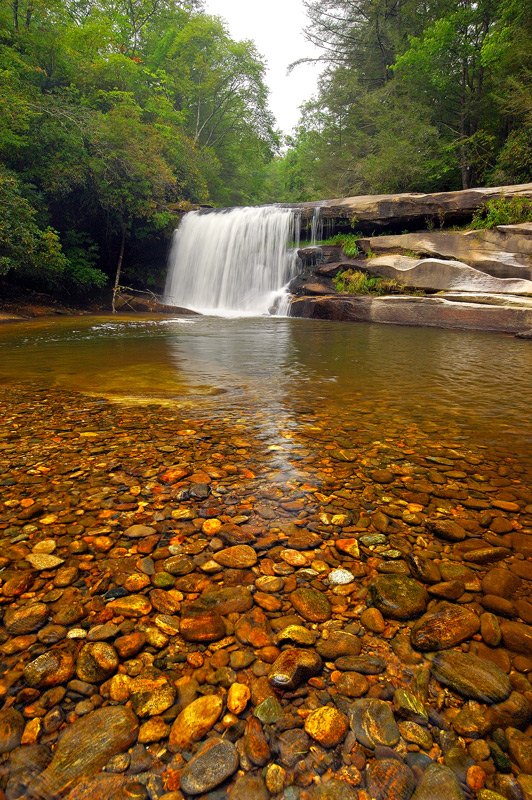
<box><xmin>204</xmin><ymin>0</ymin><xmax>323</xmax><ymax>135</ymax></box>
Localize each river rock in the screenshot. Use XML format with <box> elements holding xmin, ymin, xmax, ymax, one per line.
<box><xmin>500</xmin><ymin>620</ymin><xmax>532</xmax><ymax>654</ymax></box>
<box><xmin>277</xmin><ymin>624</ymin><xmax>317</xmax><ymax>646</ymax></box>
<box><xmin>507</xmin><ymin>727</ymin><xmax>532</xmax><ymax>773</ymax></box>
<box><xmin>366</xmin><ymin>758</ymin><xmax>416</xmax><ymax>800</ymax></box>
<box><xmin>4</xmin><ymin>603</ymin><xmax>49</xmax><ymax>634</ymax></box>
<box><xmin>335</xmin><ymin>654</ymin><xmax>387</xmax><ymax>673</ymax></box>
<box><xmin>129</xmin><ymin>670</ymin><xmax>176</xmax><ymax>717</ymax></box>
<box><xmin>289</xmin><ymin>587</ymin><xmax>332</xmax><ymax>621</ymax></box>
<box><xmin>316</xmin><ymin>630</ymin><xmax>362</xmax><ymax>658</ymax></box>
<box><xmin>269</xmin><ymin>647</ymin><xmax>323</xmax><ymax>690</ymax></box>
<box><xmin>304</xmin><ymin>706</ymin><xmax>349</xmax><ymax>747</ymax></box>
<box><xmin>106</xmin><ymin>595</ymin><xmax>152</xmax><ymax>618</ymax></box>
<box><xmin>76</xmin><ymin>642</ymin><xmax>119</xmax><ymax>683</ymax></box>
<box><xmin>426</xmin><ymin>518</ymin><xmax>467</xmax><ymax>541</ymax></box>
<box><xmin>124</xmin><ymin>524</ymin><xmax>156</xmax><ymax>538</ymax></box>
<box><xmin>411</xmin><ymin>762</ymin><xmax>464</xmax><ymax>800</ymax></box>
<box><xmin>369</xmin><ymin>575</ymin><xmax>428</xmax><ymax>620</ymax></box>
<box><xmin>27</xmin><ymin>707</ymin><xmax>139</xmax><ymax>799</ymax></box>
<box><xmin>336</xmin><ymin>671</ymin><xmax>369</xmax><ymax>698</ymax></box>
<box><xmin>306</xmin><ymin>779</ymin><xmax>359</xmax><ymax>800</ymax></box>
<box><xmin>348</xmin><ymin>698</ymin><xmax>400</xmax><ymax>748</ymax></box>
<box><xmin>406</xmin><ymin>553</ymin><xmax>441</xmax><ymax>584</ymax></box>
<box><xmin>482</xmin><ymin>568</ymin><xmax>521</xmax><ymax>597</ymax></box>
<box><xmin>488</xmin><ymin>691</ymin><xmax>532</xmax><ymax>729</ymax></box>
<box><xmin>430</xmin><ymin>650</ymin><xmax>512</xmax><ymax>702</ymax></box>
<box><xmin>179</xmin><ymin>738</ymin><xmax>239</xmax><ymax>795</ymax></box>
<box><xmin>410</xmin><ymin>601</ymin><xmax>480</xmax><ymax>650</ymax></box>
<box><xmin>235</xmin><ymin>607</ymin><xmax>273</xmax><ymax>647</ymax></box>
<box><xmin>24</xmin><ymin>650</ymin><xmax>75</xmax><ymax>688</ymax></box>
<box><xmin>26</xmin><ymin>554</ymin><xmax>64</xmax><ymax>570</ymax></box>
<box><xmin>213</xmin><ymin>545</ymin><xmax>257</xmax><ymax>567</ymax></box>
<box><xmin>0</xmin><ymin>708</ymin><xmax>24</xmax><ymax>753</ymax></box>
<box><xmin>168</xmin><ymin>694</ymin><xmax>223</xmax><ymax>750</ymax></box>
<box><xmin>180</xmin><ymin>606</ymin><xmax>225</xmax><ymax>643</ymax></box>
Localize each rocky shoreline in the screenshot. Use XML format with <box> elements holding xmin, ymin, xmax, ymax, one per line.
<box><xmin>1</xmin><ymin>384</ymin><xmax>532</xmax><ymax>800</ymax></box>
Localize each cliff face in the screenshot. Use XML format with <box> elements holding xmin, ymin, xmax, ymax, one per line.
<box><xmin>288</xmin><ymin>186</ymin><xmax>532</xmax><ymax>335</ymax></box>
<box><xmin>290</xmin><ymin>183</ymin><xmax>532</xmax><ymax>233</ymax></box>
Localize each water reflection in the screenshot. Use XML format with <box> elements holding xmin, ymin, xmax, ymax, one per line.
<box><xmin>0</xmin><ymin>315</ymin><xmax>530</xmax><ymax>458</ymax></box>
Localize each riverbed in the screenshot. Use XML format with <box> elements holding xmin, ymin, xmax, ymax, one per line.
<box><xmin>0</xmin><ymin>314</ymin><xmax>531</xmax><ymax>800</ymax></box>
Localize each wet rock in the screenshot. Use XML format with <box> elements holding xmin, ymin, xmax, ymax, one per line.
<box><xmin>426</xmin><ymin>518</ymin><xmax>467</xmax><ymax>542</ymax></box>
<box><xmin>254</xmin><ymin>695</ymin><xmax>283</xmax><ymax>724</ymax></box>
<box><xmin>393</xmin><ymin>688</ymin><xmax>428</xmax><ymax>723</ymax></box>
<box><xmin>179</xmin><ymin>738</ymin><xmax>239</xmax><ymax>795</ymax></box>
<box><xmin>488</xmin><ymin>691</ymin><xmax>532</xmax><ymax>729</ymax></box>
<box><xmin>269</xmin><ymin>647</ymin><xmax>323</xmax><ymax>690</ymax></box>
<box><xmin>349</xmin><ymin>698</ymin><xmax>400</xmax><ymax>749</ymax></box>
<box><xmin>482</xmin><ymin>568</ymin><xmax>521</xmax><ymax>597</ymax></box>
<box><xmin>0</xmin><ymin>708</ymin><xmax>24</xmax><ymax>754</ymax></box>
<box><xmin>229</xmin><ymin>774</ymin><xmax>269</xmax><ymax>800</ymax></box>
<box><xmin>306</xmin><ymin>779</ymin><xmax>359</xmax><ymax>800</ymax></box>
<box><xmin>336</xmin><ymin>671</ymin><xmax>370</xmax><ymax>698</ymax></box>
<box><xmin>168</xmin><ymin>694</ymin><xmax>223</xmax><ymax>750</ymax></box>
<box><xmin>124</xmin><ymin>524</ymin><xmax>156</xmax><ymax>538</ymax></box>
<box><xmin>76</xmin><ymin>642</ymin><xmax>119</xmax><ymax>683</ymax></box>
<box><xmin>106</xmin><ymin>595</ymin><xmax>152</xmax><ymax>618</ymax></box>
<box><xmin>244</xmin><ymin>716</ymin><xmax>270</xmax><ymax>765</ymax></box>
<box><xmin>27</xmin><ymin>707</ymin><xmax>139</xmax><ymax>799</ymax></box>
<box><xmin>406</xmin><ymin>553</ymin><xmax>441</xmax><ymax>584</ymax></box>
<box><xmin>277</xmin><ymin>624</ymin><xmax>317</xmax><ymax>647</ymax></box>
<box><xmin>26</xmin><ymin>554</ymin><xmax>64</xmax><ymax>570</ymax></box>
<box><xmin>507</xmin><ymin>727</ymin><xmax>532</xmax><ymax>772</ymax></box>
<box><xmin>500</xmin><ymin>620</ymin><xmax>532</xmax><ymax>654</ymax></box>
<box><xmin>369</xmin><ymin>575</ymin><xmax>428</xmax><ymax>620</ymax></box>
<box><xmin>4</xmin><ymin>603</ymin><xmax>49</xmax><ymax>634</ymax></box>
<box><xmin>366</xmin><ymin>758</ymin><xmax>416</xmax><ymax>800</ymax></box>
<box><xmin>235</xmin><ymin>607</ymin><xmax>273</xmax><ymax>648</ymax></box>
<box><xmin>480</xmin><ymin>612</ymin><xmax>502</xmax><ymax>646</ymax></box>
<box><xmin>410</xmin><ymin>762</ymin><xmax>464</xmax><ymax>800</ymax></box>
<box><xmin>24</xmin><ymin>651</ymin><xmax>75</xmax><ymax>688</ymax></box>
<box><xmin>289</xmin><ymin>587</ymin><xmax>332</xmax><ymax>622</ymax></box>
<box><xmin>305</xmin><ymin>706</ymin><xmax>349</xmax><ymax>747</ymax></box>
<box><xmin>410</xmin><ymin>601</ymin><xmax>480</xmax><ymax>650</ymax></box>
<box><xmin>316</xmin><ymin>630</ymin><xmax>362</xmax><ymax>658</ymax></box>
<box><xmin>430</xmin><ymin>650</ymin><xmax>511</xmax><ymax>702</ymax></box>
<box><xmin>180</xmin><ymin>606</ymin><xmax>225</xmax><ymax>643</ymax></box>
<box><xmin>129</xmin><ymin>670</ymin><xmax>176</xmax><ymax>717</ymax></box>
<box><xmin>335</xmin><ymin>654</ymin><xmax>386</xmax><ymax>674</ymax></box>
<box><xmin>360</xmin><ymin>607</ymin><xmax>386</xmax><ymax>633</ymax></box>
<box><xmin>213</xmin><ymin>545</ymin><xmax>257</xmax><ymax>568</ymax></box>
<box><xmin>278</xmin><ymin>727</ymin><xmax>310</xmax><ymax>767</ymax></box>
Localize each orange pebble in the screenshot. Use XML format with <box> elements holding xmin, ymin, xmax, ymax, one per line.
<box><xmin>186</xmin><ymin>652</ymin><xmax>204</xmax><ymax>668</ymax></box>
<box><xmin>466</xmin><ymin>765</ymin><xmax>485</xmax><ymax>792</ymax></box>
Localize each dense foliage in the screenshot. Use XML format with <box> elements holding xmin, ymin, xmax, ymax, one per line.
<box><xmin>0</xmin><ymin>0</ymin><xmax>277</xmax><ymax>296</ymax></box>
<box><xmin>276</xmin><ymin>0</ymin><xmax>532</xmax><ymax>200</ymax></box>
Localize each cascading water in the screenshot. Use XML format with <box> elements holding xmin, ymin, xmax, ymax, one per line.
<box><xmin>164</xmin><ymin>205</ymin><xmax>301</xmax><ymax>316</ymax></box>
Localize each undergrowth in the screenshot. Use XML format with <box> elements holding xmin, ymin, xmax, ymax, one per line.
<box><xmin>334</xmin><ymin>269</ymin><xmax>405</xmax><ymax>295</ymax></box>
<box><xmin>470</xmin><ymin>196</ymin><xmax>532</xmax><ymax>229</ymax></box>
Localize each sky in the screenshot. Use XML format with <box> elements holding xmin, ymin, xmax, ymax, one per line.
<box><xmin>203</xmin><ymin>0</ymin><xmax>323</xmax><ymax>135</ymax></box>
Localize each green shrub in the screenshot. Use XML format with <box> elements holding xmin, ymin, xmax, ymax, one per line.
<box><xmin>471</xmin><ymin>195</ymin><xmax>532</xmax><ymax>229</ymax></box>
<box><xmin>321</xmin><ymin>233</ymin><xmax>363</xmax><ymax>258</ymax></box>
<box><xmin>334</xmin><ymin>269</ymin><xmax>403</xmax><ymax>295</ymax></box>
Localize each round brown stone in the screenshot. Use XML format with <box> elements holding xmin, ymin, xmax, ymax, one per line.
<box><xmin>213</xmin><ymin>545</ymin><xmax>257</xmax><ymax>568</ymax></box>
<box><xmin>106</xmin><ymin>595</ymin><xmax>152</xmax><ymax>618</ymax></box>
<box><xmin>304</xmin><ymin>706</ymin><xmax>349</xmax><ymax>748</ymax></box>
<box><xmin>24</xmin><ymin>650</ymin><xmax>75</xmax><ymax>688</ymax></box>
<box><xmin>289</xmin><ymin>587</ymin><xmax>332</xmax><ymax>622</ymax></box>
<box><xmin>76</xmin><ymin>642</ymin><xmax>119</xmax><ymax>683</ymax></box>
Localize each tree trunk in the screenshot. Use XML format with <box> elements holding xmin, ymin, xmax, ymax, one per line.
<box><xmin>111</xmin><ymin>221</ymin><xmax>126</xmax><ymax>314</ymax></box>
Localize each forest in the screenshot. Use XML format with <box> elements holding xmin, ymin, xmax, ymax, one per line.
<box><xmin>1</xmin><ymin>0</ymin><xmax>532</xmax><ymax>299</ymax></box>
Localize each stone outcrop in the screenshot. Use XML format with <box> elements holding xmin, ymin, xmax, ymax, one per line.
<box><xmin>292</xmin><ymin>183</ymin><xmax>532</xmax><ymax>230</ymax></box>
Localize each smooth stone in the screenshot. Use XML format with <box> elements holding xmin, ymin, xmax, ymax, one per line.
<box><xmin>398</xmin><ymin>721</ymin><xmax>433</xmax><ymax>749</ymax></box>
<box><xmin>428</xmin><ymin>580</ymin><xmax>465</xmax><ymax>600</ymax></box>
<box><xmin>24</xmin><ymin>651</ymin><xmax>75</xmax><ymax>688</ymax></box>
<box><xmin>106</xmin><ymin>595</ymin><xmax>152</xmax><ymax>618</ymax></box>
<box><xmin>349</xmin><ymin>698</ymin><xmax>400</xmax><ymax>749</ymax></box>
<box><xmin>336</xmin><ymin>672</ymin><xmax>369</xmax><ymax>698</ymax></box>
<box><xmin>4</xmin><ymin>603</ymin><xmax>49</xmax><ymax>634</ymax></box>
<box><xmin>406</xmin><ymin>553</ymin><xmax>441</xmax><ymax>584</ymax></box>
<box><xmin>304</xmin><ymin>706</ymin><xmax>349</xmax><ymax>747</ymax></box>
<box><xmin>410</xmin><ymin>601</ymin><xmax>480</xmax><ymax>651</ymax></box>
<box><xmin>426</xmin><ymin>518</ymin><xmax>466</xmax><ymax>542</ymax></box>
<box><xmin>360</xmin><ymin>607</ymin><xmax>386</xmax><ymax>633</ymax></box>
<box><xmin>168</xmin><ymin>694</ymin><xmax>223</xmax><ymax>750</ymax></box>
<box><xmin>335</xmin><ymin>655</ymin><xmax>386</xmax><ymax>674</ymax></box>
<box><xmin>179</xmin><ymin>738</ymin><xmax>239</xmax><ymax>795</ymax></box>
<box><xmin>26</xmin><ymin>554</ymin><xmax>64</xmax><ymax>570</ymax></box>
<box><xmin>235</xmin><ymin>607</ymin><xmax>273</xmax><ymax>648</ymax></box>
<box><xmin>507</xmin><ymin>727</ymin><xmax>532</xmax><ymax>772</ymax></box>
<box><xmin>306</xmin><ymin>779</ymin><xmax>358</xmax><ymax>800</ymax></box>
<box><xmin>76</xmin><ymin>642</ymin><xmax>119</xmax><ymax>683</ymax></box>
<box><xmin>277</xmin><ymin>624</ymin><xmax>317</xmax><ymax>647</ymax></box>
<box><xmin>369</xmin><ymin>575</ymin><xmax>428</xmax><ymax>620</ymax></box>
<box><xmin>430</xmin><ymin>650</ymin><xmax>511</xmax><ymax>703</ymax></box>
<box><xmin>316</xmin><ymin>630</ymin><xmax>362</xmax><ymax>659</ymax></box>
<box><xmin>393</xmin><ymin>688</ymin><xmax>428</xmax><ymax>723</ymax></box>
<box><xmin>254</xmin><ymin>695</ymin><xmax>284</xmax><ymax>724</ymax></box>
<box><xmin>0</xmin><ymin>708</ymin><xmax>24</xmax><ymax>753</ymax></box>
<box><xmin>228</xmin><ymin>774</ymin><xmax>269</xmax><ymax>800</ymax></box>
<box><xmin>129</xmin><ymin>670</ymin><xmax>176</xmax><ymax>717</ymax></box>
<box><xmin>227</xmin><ymin>683</ymin><xmax>250</xmax><ymax>715</ymax></box>
<box><xmin>180</xmin><ymin>609</ymin><xmax>225</xmax><ymax>643</ymax></box>
<box><xmin>480</xmin><ymin>611</ymin><xmax>502</xmax><ymax>646</ymax></box>
<box><xmin>269</xmin><ymin>648</ymin><xmax>323</xmax><ymax>690</ymax></box>
<box><xmin>411</xmin><ymin>763</ymin><xmax>464</xmax><ymax>800</ymax></box>
<box><xmin>162</xmin><ymin>555</ymin><xmax>194</xmax><ymax>575</ymax></box>
<box><xmin>500</xmin><ymin>620</ymin><xmax>532</xmax><ymax>654</ymax></box>
<box><xmin>366</xmin><ymin>758</ymin><xmax>416</xmax><ymax>800</ymax></box>
<box><xmin>482</xmin><ymin>568</ymin><xmax>521</xmax><ymax>597</ymax></box>
<box><xmin>27</xmin><ymin>707</ymin><xmax>139</xmax><ymax>798</ymax></box>
<box><xmin>289</xmin><ymin>587</ymin><xmax>332</xmax><ymax>622</ymax></box>
<box><xmin>488</xmin><ymin>691</ymin><xmax>532</xmax><ymax>729</ymax></box>
<box><xmin>213</xmin><ymin>545</ymin><xmax>257</xmax><ymax>568</ymax></box>
<box><xmin>328</xmin><ymin>569</ymin><xmax>354</xmax><ymax>585</ymax></box>
<box><xmin>124</xmin><ymin>524</ymin><xmax>156</xmax><ymax>538</ymax></box>
<box><xmin>481</xmin><ymin>594</ymin><xmax>516</xmax><ymax>617</ymax></box>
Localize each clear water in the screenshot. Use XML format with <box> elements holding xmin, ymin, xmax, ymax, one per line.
<box><xmin>164</xmin><ymin>207</ymin><xmax>301</xmax><ymax>316</ymax></box>
<box><xmin>0</xmin><ymin>315</ymin><xmax>530</xmax><ymax>466</ymax></box>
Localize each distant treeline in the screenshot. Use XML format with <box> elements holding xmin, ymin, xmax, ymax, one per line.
<box><xmin>0</xmin><ymin>0</ymin><xmax>277</xmax><ymax>296</ymax></box>
<box><xmin>272</xmin><ymin>0</ymin><xmax>532</xmax><ymax>202</ymax></box>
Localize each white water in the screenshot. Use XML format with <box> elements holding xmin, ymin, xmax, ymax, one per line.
<box><xmin>164</xmin><ymin>206</ymin><xmax>301</xmax><ymax>316</ymax></box>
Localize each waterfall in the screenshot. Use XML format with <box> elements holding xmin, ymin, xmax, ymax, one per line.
<box><xmin>164</xmin><ymin>206</ymin><xmax>301</xmax><ymax>316</ymax></box>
